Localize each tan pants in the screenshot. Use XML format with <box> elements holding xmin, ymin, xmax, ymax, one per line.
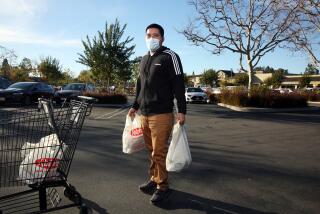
<box><xmin>140</xmin><ymin>113</ymin><xmax>174</xmax><ymax>190</ymax></box>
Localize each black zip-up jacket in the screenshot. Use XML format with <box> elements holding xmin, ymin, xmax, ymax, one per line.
<box><xmin>132</xmin><ymin>46</ymin><xmax>186</xmax><ymax>115</ymax></box>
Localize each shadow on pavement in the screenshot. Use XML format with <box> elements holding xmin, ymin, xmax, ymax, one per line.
<box><xmin>83</xmin><ymin>198</ymin><xmax>109</xmax><ymax>214</ymax></box>
<box><xmin>154</xmin><ymin>189</ymin><xmax>276</xmax><ymax>214</ymax></box>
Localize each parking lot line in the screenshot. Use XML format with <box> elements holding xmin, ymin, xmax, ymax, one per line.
<box><xmin>94</xmin><ymin>106</ymin><xmax>130</xmax><ymax>119</ymax></box>
<box><xmin>105</xmin><ymin>107</ymin><xmax>130</xmax><ymax>119</ymax></box>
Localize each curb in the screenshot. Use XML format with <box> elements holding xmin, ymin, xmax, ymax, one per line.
<box><xmin>308</xmin><ymin>101</ymin><xmax>320</xmax><ymax>107</ymax></box>
<box><xmin>93</xmin><ymin>103</ymin><xmax>132</xmax><ymax>108</ymax></box>
<box><xmin>217</xmin><ymin>103</ymin><xmax>320</xmax><ymax>113</ymax></box>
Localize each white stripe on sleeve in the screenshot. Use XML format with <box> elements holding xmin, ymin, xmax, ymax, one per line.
<box><xmin>164</xmin><ymin>50</ymin><xmax>181</xmax><ymax>75</ymax></box>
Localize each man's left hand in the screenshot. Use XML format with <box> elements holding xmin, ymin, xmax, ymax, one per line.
<box><xmin>177</xmin><ymin>113</ymin><xmax>186</xmax><ymax>125</ymax></box>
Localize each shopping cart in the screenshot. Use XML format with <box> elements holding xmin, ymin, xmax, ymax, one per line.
<box><xmin>0</xmin><ymin>96</ymin><xmax>95</xmax><ymax>214</ymax></box>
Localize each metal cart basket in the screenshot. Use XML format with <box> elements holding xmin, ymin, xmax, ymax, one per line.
<box><xmin>0</xmin><ymin>96</ymin><xmax>95</xmax><ymax>213</ymax></box>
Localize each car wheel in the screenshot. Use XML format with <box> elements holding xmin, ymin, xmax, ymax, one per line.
<box><xmin>24</xmin><ymin>96</ymin><xmax>31</xmax><ymax>106</ymax></box>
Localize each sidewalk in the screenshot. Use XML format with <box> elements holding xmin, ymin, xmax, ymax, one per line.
<box><xmin>218</xmin><ymin>102</ymin><xmax>320</xmax><ymax>112</ymax></box>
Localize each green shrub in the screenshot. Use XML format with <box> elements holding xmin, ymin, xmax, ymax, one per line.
<box><xmin>83</xmin><ymin>92</ymin><xmax>127</xmax><ymax>104</ymax></box>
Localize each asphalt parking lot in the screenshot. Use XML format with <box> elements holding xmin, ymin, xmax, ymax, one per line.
<box><xmin>1</xmin><ymin>103</ymin><xmax>320</xmax><ymax>214</ymax></box>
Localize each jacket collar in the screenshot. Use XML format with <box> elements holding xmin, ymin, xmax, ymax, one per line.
<box><xmin>148</xmin><ymin>46</ymin><xmax>168</xmax><ymax>57</ymax></box>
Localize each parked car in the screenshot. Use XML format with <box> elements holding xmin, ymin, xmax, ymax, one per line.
<box><xmin>200</xmin><ymin>86</ymin><xmax>212</xmax><ymax>93</ymax></box>
<box><xmin>273</xmin><ymin>88</ymin><xmax>293</xmax><ymax>94</ymax></box>
<box><xmin>185</xmin><ymin>87</ymin><xmax>208</xmax><ymax>103</ymax></box>
<box><xmin>0</xmin><ymin>77</ymin><xmax>11</xmax><ymax>89</ymax></box>
<box><xmin>54</xmin><ymin>83</ymin><xmax>95</xmax><ymax>104</ymax></box>
<box><xmin>0</xmin><ymin>82</ymin><xmax>54</xmax><ymax>105</ymax></box>
<box><xmin>212</xmin><ymin>87</ymin><xmax>222</xmax><ymax>95</ymax></box>
<box><xmin>304</xmin><ymin>87</ymin><xmax>320</xmax><ymax>92</ymax></box>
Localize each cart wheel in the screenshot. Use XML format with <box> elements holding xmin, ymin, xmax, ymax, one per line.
<box><xmin>73</xmin><ymin>192</ymin><xmax>82</xmax><ymax>205</ymax></box>
<box><xmin>64</xmin><ymin>185</ymin><xmax>77</xmax><ymax>199</ymax></box>
<box><xmin>64</xmin><ymin>188</ymin><xmax>71</xmax><ymax>198</ymax></box>
<box><xmin>80</xmin><ymin>205</ymin><xmax>90</xmax><ymax>214</ymax></box>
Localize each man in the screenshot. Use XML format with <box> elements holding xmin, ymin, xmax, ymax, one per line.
<box><xmin>128</xmin><ymin>23</ymin><xmax>186</xmax><ymax>203</ymax></box>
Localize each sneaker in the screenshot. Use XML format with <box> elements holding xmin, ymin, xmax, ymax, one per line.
<box><xmin>139</xmin><ymin>180</ymin><xmax>157</xmax><ymax>194</ymax></box>
<box><xmin>150</xmin><ymin>189</ymin><xmax>170</xmax><ymax>203</ymax></box>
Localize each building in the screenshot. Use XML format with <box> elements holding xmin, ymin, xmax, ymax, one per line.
<box><xmin>217</xmin><ymin>70</ymin><xmax>235</xmax><ymax>81</ymax></box>
<box><xmin>188</xmin><ymin>70</ymin><xmax>235</xmax><ymax>87</ymax></box>
<box><xmin>281</xmin><ymin>75</ymin><xmax>320</xmax><ymax>89</ymax></box>
<box><xmin>252</xmin><ymin>73</ymin><xmax>273</xmax><ymax>85</ymax></box>
<box><xmin>188</xmin><ymin>74</ymin><xmax>202</xmax><ymax>87</ymax></box>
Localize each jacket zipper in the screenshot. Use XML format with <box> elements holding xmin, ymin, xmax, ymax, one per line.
<box><xmin>144</xmin><ymin>55</ymin><xmax>153</xmax><ymax>115</ymax></box>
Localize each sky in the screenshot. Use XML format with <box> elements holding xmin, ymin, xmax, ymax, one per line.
<box><xmin>0</xmin><ymin>0</ymin><xmax>318</xmax><ymax>76</ymax></box>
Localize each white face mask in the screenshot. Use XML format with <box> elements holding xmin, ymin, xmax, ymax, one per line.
<box><xmin>146</xmin><ymin>38</ymin><xmax>160</xmax><ymax>52</ymax></box>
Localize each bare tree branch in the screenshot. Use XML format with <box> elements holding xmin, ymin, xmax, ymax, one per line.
<box><xmin>0</xmin><ymin>45</ymin><xmax>17</xmax><ymax>65</ymax></box>
<box><xmin>181</xmin><ymin>0</ymin><xmax>320</xmax><ymax>89</ymax></box>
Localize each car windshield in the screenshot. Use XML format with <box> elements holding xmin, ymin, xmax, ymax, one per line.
<box><xmin>63</xmin><ymin>84</ymin><xmax>85</xmax><ymax>91</ymax></box>
<box><xmin>8</xmin><ymin>82</ymin><xmax>35</xmax><ymax>90</ymax></box>
<box><xmin>187</xmin><ymin>88</ymin><xmax>203</xmax><ymax>92</ymax></box>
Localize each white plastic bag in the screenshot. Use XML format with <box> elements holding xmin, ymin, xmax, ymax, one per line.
<box><xmin>166</xmin><ymin>123</ymin><xmax>192</xmax><ymax>172</ymax></box>
<box><xmin>19</xmin><ymin>134</ymin><xmax>67</xmax><ymax>184</ymax></box>
<box><xmin>122</xmin><ymin>114</ymin><xmax>145</xmax><ymax>154</ymax></box>
<box><xmin>21</xmin><ymin>134</ymin><xmax>61</xmax><ymax>158</ymax></box>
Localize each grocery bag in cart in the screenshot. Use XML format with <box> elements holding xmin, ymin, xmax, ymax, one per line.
<box><xmin>19</xmin><ymin>133</ymin><xmax>67</xmax><ymax>184</ymax></box>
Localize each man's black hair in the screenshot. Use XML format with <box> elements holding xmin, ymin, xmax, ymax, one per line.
<box><xmin>146</xmin><ymin>23</ymin><xmax>164</xmax><ymax>37</ymax></box>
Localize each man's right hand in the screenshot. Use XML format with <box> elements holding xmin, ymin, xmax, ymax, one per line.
<box><xmin>128</xmin><ymin>108</ymin><xmax>137</xmax><ymax>118</ymax></box>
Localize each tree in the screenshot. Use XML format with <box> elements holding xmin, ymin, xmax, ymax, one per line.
<box><xmin>264</xmin><ymin>66</ymin><xmax>275</xmax><ymax>73</ymax></box>
<box><xmin>299</xmin><ymin>72</ymin><xmax>311</xmax><ymax>88</ymax></box>
<box><xmin>20</xmin><ymin>58</ymin><xmax>33</xmax><ymax>71</ymax></box>
<box><xmin>264</xmin><ymin>70</ymin><xmax>284</xmax><ymax>88</ymax></box>
<box><xmin>12</xmin><ymin>57</ymin><xmax>35</xmax><ymax>81</ymax></box>
<box><xmin>77</xmin><ymin>70</ymin><xmax>94</xmax><ymax>83</ymax></box>
<box><xmin>1</xmin><ymin>58</ymin><xmax>10</xmax><ymax>78</ymax></box>
<box><xmin>253</xmin><ymin>66</ymin><xmax>288</xmax><ymax>74</ymax></box>
<box><xmin>184</xmin><ymin>74</ymin><xmax>194</xmax><ymax>87</ymax></box>
<box><xmin>302</xmin><ymin>0</ymin><xmax>320</xmax><ymax>31</ymax></box>
<box><xmin>77</xmin><ymin>19</ymin><xmax>135</xmax><ymax>90</ymax></box>
<box><xmin>271</xmin><ymin>71</ymin><xmax>284</xmax><ymax>88</ymax></box>
<box><xmin>58</xmin><ymin>69</ymin><xmax>75</xmax><ymax>85</ymax></box>
<box><xmin>114</xmin><ymin>54</ymin><xmax>135</xmax><ymax>91</ymax></box>
<box><xmin>130</xmin><ymin>56</ymin><xmax>142</xmax><ymax>84</ymax></box>
<box><xmin>264</xmin><ymin>77</ymin><xmax>273</xmax><ymax>87</ymax></box>
<box><xmin>184</xmin><ymin>74</ymin><xmax>189</xmax><ymax>86</ymax></box>
<box><xmin>182</xmin><ymin>0</ymin><xmax>313</xmax><ymax>90</ymax></box>
<box><xmin>305</xmin><ymin>63</ymin><xmax>319</xmax><ymax>75</ymax></box>
<box><xmin>234</xmin><ymin>73</ymin><xmax>249</xmax><ymax>86</ymax></box>
<box><xmin>200</xmin><ymin>69</ymin><xmax>219</xmax><ymax>87</ymax></box>
<box><xmin>38</xmin><ymin>56</ymin><xmax>63</xmax><ymax>84</ymax></box>
<box><xmin>275</xmin><ymin>68</ymin><xmax>288</xmax><ymax>75</ymax></box>
<box><xmin>0</xmin><ymin>45</ymin><xmax>17</xmax><ymax>66</ymax></box>
<box><xmin>290</xmin><ymin>0</ymin><xmax>320</xmax><ymax>65</ymax></box>
<box><xmin>253</xmin><ymin>66</ymin><xmax>265</xmax><ymax>72</ymax></box>
<box><xmin>10</xmin><ymin>67</ymin><xmax>30</xmax><ymax>82</ymax></box>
